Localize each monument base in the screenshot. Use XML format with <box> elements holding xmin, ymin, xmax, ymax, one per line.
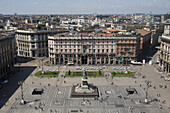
<box><xmin>70</xmin><ymin>84</ymin><xmax>99</xmax><ymax>98</ymax></box>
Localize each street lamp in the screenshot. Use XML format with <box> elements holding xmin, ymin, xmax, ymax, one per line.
<box><xmin>18</xmin><ymin>81</ymin><xmax>26</xmax><ymax>105</ymax></box>
<box><xmin>144</xmin><ymin>81</ymin><xmax>149</xmax><ymax>104</ymax></box>
<box><xmin>41</xmin><ymin>58</ymin><xmax>44</xmax><ymax>74</ymax></box>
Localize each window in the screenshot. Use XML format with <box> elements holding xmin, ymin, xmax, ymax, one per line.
<box><xmin>98</xmin><ymin>49</ymin><xmax>100</xmax><ymax>53</ymax></box>
<box><xmin>89</xmin><ymin>49</ymin><xmax>91</xmax><ymax>53</ymax></box>
<box><xmin>102</xmin><ymin>49</ymin><xmax>104</xmax><ymax>52</ymax></box>
<box><xmin>93</xmin><ymin>49</ymin><xmax>95</xmax><ymax>52</ymax></box>
<box><xmin>65</xmin><ymin>45</ymin><xmax>67</xmax><ymax>48</ymax></box>
<box><xmin>111</xmin><ymin>49</ymin><xmax>113</xmax><ymax>52</ymax></box>
<box><xmin>74</xmin><ymin>49</ymin><xmax>76</xmax><ymax>52</ymax></box>
<box><xmin>106</xmin><ymin>49</ymin><xmax>109</xmax><ymax>52</ymax></box>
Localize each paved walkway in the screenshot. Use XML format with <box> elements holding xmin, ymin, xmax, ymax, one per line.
<box><xmin>0</xmin><ymin>59</ymin><xmax>169</xmax><ymax>113</ymax></box>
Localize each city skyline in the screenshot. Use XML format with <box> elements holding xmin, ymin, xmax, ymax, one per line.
<box><xmin>0</xmin><ymin>0</ymin><xmax>170</xmax><ymax>14</ymax></box>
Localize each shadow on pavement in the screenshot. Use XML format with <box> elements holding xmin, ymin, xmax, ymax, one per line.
<box><xmin>0</xmin><ymin>66</ymin><xmax>37</xmax><ymax>109</ymax></box>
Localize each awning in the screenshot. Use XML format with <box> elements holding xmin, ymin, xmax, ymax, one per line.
<box><xmin>68</xmin><ymin>62</ymin><xmax>74</xmax><ymax>64</ymax></box>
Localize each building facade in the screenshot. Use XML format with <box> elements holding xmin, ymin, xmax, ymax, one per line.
<box><xmin>0</xmin><ymin>34</ymin><xmax>16</xmax><ymax>79</ymax></box>
<box><xmin>48</xmin><ymin>33</ymin><xmax>141</xmax><ymax>65</ymax></box>
<box><xmin>159</xmin><ymin>21</ymin><xmax>170</xmax><ymax>75</ymax></box>
<box><xmin>16</xmin><ymin>30</ymin><xmax>49</xmax><ymax>58</ymax></box>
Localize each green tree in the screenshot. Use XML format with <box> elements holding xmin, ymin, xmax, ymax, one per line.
<box><xmin>68</xmin><ymin>70</ymin><xmax>71</xmax><ymax>75</ymax></box>
<box><xmin>99</xmin><ymin>70</ymin><xmax>101</xmax><ymax>75</ymax></box>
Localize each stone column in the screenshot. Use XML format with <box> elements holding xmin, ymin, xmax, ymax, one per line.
<box><xmin>53</xmin><ymin>56</ymin><xmax>56</xmax><ymax>64</ymax></box>
<box><xmin>96</xmin><ymin>58</ymin><xmax>98</xmax><ymax>65</ymax></box>
<box><xmin>87</xmin><ymin>57</ymin><xmax>89</xmax><ymax>65</ymax></box>
<box><xmin>63</xmin><ymin>55</ymin><xmax>65</xmax><ymax>64</ymax></box>
<box><xmin>104</xmin><ymin>57</ymin><xmax>106</xmax><ymax>64</ymax></box>
<box><xmin>108</xmin><ymin>57</ymin><xmax>111</xmax><ymax>64</ymax></box>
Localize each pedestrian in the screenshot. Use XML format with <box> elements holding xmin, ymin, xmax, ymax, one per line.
<box><xmin>164</xmin><ymin>85</ymin><xmax>167</xmax><ymax>89</ymax></box>
<box><xmin>159</xmin><ymin>105</ymin><xmax>162</xmax><ymax>109</ymax></box>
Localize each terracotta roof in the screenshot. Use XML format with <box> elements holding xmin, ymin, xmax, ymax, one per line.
<box><xmin>102</xmin><ymin>29</ymin><xmax>119</xmax><ymax>33</ymax></box>
<box><xmin>136</xmin><ymin>29</ymin><xmax>152</xmax><ymax>36</ymax></box>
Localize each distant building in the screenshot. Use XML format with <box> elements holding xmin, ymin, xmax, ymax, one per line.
<box><xmin>158</xmin><ymin>20</ymin><xmax>170</xmax><ymax>75</ymax></box>
<box><xmin>161</xmin><ymin>13</ymin><xmax>170</xmax><ymax>23</ymax></box>
<box><xmin>48</xmin><ymin>32</ymin><xmax>141</xmax><ymax>65</ymax></box>
<box><xmin>136</xmin><ymin>29</ymin><xmax>152</xmax><ymax>57</ymax></box>
<box><xmin>0</xmin><ymin>34</ymin><xmax>16</xmax><ymax>79</ymax></box>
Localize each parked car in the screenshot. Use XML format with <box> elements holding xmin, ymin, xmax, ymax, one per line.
<box><xmin>127</xmin><ymin>67</ymin><xmax>132</xmax><ymax>70</ymax></box>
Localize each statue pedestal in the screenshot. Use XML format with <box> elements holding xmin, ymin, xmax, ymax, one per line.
<box><xmin>70</xmin><ymin>68</ymin><xmax>99</xmax><ymax>98</ymax></box>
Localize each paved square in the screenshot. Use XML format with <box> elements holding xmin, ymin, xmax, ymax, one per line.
<box><xmin>4</xmin><ymin>85</ymin><xmax>163</xmax><ymax>113</ymax></box>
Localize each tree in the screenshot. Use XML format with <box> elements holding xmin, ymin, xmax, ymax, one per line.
<box><xmin>68</xmin><ymin>70</ymin><xmax>71</xmax><ymax>75</ymax></box>
<box><xmin>99</xmin><ymin>70</ymin><xmax>101</xmax><ymax>75</ymax></box>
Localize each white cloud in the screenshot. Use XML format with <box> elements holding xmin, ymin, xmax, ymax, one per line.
<box><xmin>33</xmin><ymin>2</ymin><xmax>39</xmax><ymax>5</ymax></box>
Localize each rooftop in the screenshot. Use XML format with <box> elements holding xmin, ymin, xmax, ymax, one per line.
<box><xmin>52</xmin><ymin>32</ymin><xmax>140</xmax><ymax>38</ymax></box>
<box><xmin>136</xmin><ymin>29</ymin><xmax>152</xmax><ymax>36</ymax></box>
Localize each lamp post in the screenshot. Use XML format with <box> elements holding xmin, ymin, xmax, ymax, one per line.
<box><xmin>18</xmin><ymin>81</ymin><xmax>26</xmax><ymax>105</ymax></box>
<box><xmin>144</xmin><ymin>81</ymin><xmax>149</xmax><ymax>104</ymax></box>
<box><xmin>41</xmin><ymin>58</ymin><xmax>44</xmax><ymax>74</ymax></box>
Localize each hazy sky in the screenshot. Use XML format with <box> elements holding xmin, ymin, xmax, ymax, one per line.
<box><xmin>0</xmin><ymin>0</ymin><xmax>170</xmax><ymax>14</ymax></box>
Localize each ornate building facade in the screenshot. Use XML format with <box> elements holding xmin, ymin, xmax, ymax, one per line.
<box><xmin>48</xmin><ymin>33</ymin><xmax>141</xmax><ymax>65</ymax></box>
<box><xmin>159</xmin><ymin>20</ymin><xmax>170</xmax><ymax>75</ymax></box>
